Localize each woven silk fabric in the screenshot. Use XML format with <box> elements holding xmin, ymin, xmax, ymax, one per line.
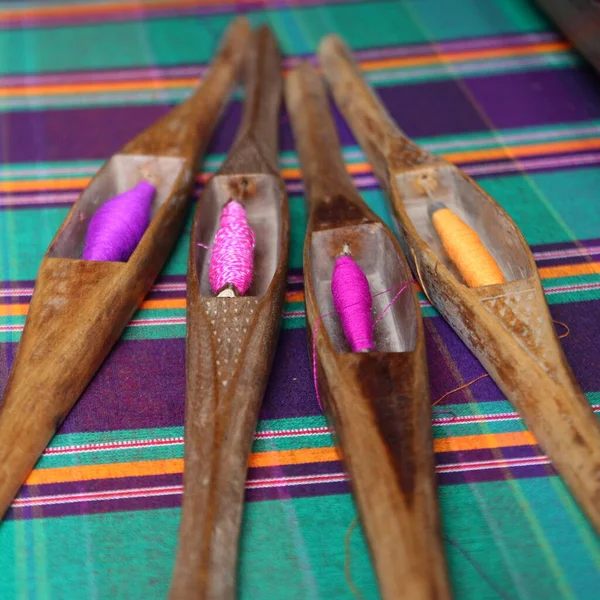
<box><xmin>1</xmin><ymin>1</ymin><xmax>599</xmax><ymax>598</ymax></box>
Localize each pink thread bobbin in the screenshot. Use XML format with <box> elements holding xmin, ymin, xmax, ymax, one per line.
<box><xmin>83</xmin><ymin>180</ymin><xmax>155</xmax><ymax>262</ymax></box>
<box><xmin>331</xmin><ymin>246</ymin><xmax>375</xmax><ymax>353</ymax></box>
<box><xmin>209</xmin><ymin>200</ymin><xmax>255</xmax><ymax>297</ymax></box>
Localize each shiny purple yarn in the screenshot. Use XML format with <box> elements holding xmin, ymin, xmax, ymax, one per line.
<box><xmin>82</xmin><ymin>180</ymin><xmax>155</xmax><ymax>262</ymax></box>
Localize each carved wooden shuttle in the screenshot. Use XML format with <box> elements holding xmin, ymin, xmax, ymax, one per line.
<box><xmin>0</xmin><ymin>17</ymin><xmax>251</xmax><ymax>520</ymax></box>
<box><xmin>319</xmin><ymin>35</ymin><xmax>600</xmax><ymax>532</ymax></box>
<box><xmin>285</xmin><ymin>62</ymin><xmax>452</xmax><ymax>600</ymax></box>
<box><xmin>169</xmin><ymin>26</ymin><xmax>289</xmax><ymax>600</ymax></box>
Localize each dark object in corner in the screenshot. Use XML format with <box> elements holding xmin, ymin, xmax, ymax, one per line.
<box><xmin>535</xmin><ymin>0</ymin><xmax>600</xmax><ymax>73</ymax></box>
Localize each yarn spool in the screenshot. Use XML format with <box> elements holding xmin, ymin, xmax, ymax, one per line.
<box><xmin>429</xmin><ymin>202</ymin><xmax>506</xmax><ymax>288</ymax></box>
<box><xmin>331</xmin><ymin>247</ymin><xmax>374</xmax><ymax>353</ymax></box>
<box><xmin>83</xmin><ymin>180</ymin><xmax>155</xmax><ymax>262</ymax></box>
<box><xmin>209</xmin><ymin>200</ymin><xmax>256</xmax><ymax>297</ymax></box>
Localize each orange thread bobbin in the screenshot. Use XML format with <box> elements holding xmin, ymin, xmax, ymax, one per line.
<box><xmin>429</xmin><ymin>202</ymin><xmax>505</xmax><ymax>287</ymax></box>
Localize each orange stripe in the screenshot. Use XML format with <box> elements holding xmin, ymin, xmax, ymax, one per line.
<box><xmin>537</xmin><ymin>262</ymin><xmax>600</xmax><ymax>279</ymax></box>
<box><xmin>360</xmin><ymin>41</ymin><xmax>571</xmax><ymax>72</ymax></box>
<box><xmin>24</xmin><ymin>432</ymin><xmax>542</xmax><ymax>486</ymax></box>
<box><xmin>140</xmin><ymin>298</ymin><xmax>186</xmax><ymax>310</ymax></box>
<box><xmin>26</xmin><ymin>459</ymin><xmax>184</xmax><ymax>485</ymax></box>
<box><xmin>3</xmin><ymin>137</ymin><xmax>600</xmax><ymax>194</ymax></box>
<box><xmin>0</xmin><ymin>0</ymin><xmax>259</xmax><ymax>21</ymax></box>
<box><xmin>249</xmin><ymin>447</ymin><xmax>340</xmax><ymax>468</ymax></box>
<box><xmin>0</xmin><ymin>297</ymin><xmax>187</xmax><ymax>317</ymax></box>
<box><xmin>25</xmin><ymin>447</ymin><xmax>341</xmax><ymax>485</ymax></box>
<box><xmin>443</xmin><ymin>137</ymin><xmax>600</xmax><ymax>163</ymax></box>
<box><xmin>0</xmin><ymin>42</ymin><xmax>572</xmax><ymax>99</ymax></box>
<box><xmin>281</xmin><ymin>137</ymin><xmax>600</xmax><ymax>180</ymax></box>
<box><xmin>0</xmin><ymin>304</ymin><xmax>27</xmax><ymax>316</ymax></box>
<box><xmin>433</xmin><ymin>431</ymin><xmax>536</xmax><ymax>452</ymax></box>
<box><xmin>285</xmin><ymin>291</ymin><xmax>305</xmax><ymax>303</ymax></box>
<box><xmin>0</xmin><ymin>177</ymin><xmax>91</xmax><ymax>193</ymax></box>
<box><xmin>0</xmin><ymin>262</ymin><xmax>596</xmax><ymax>318</ymax></box>
<box><xmin>0</xmin><ymin>78</ymin><xmax>197</xmax><ymax>98</ymax></box>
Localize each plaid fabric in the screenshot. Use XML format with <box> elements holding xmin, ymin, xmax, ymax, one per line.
<box><xmin>1</xmin><ymin>0</ymin><xmax>599</xmax><ymax>598</ymax></box>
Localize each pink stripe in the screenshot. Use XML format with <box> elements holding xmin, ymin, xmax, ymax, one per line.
<box><xmin>437</xmin><ymin>456</ymin><xmax>549</xmax><ymax>474</ymax></box>
<box><xmin>43</xmin><ymin>427</ymin><xmax>332</xmax><ymax>457</ymax></box>
<box><xmin>534</xmin><ymin>245</ymin><xmax>600</xmax><ymax>260</ymax></box>
<box><xmin>464</xmin><ymin>152</ymin><xmax>600</xmax><ymax>176</ymax></box>
<box><xmin>433</xmin><ymin>405</ymin><xmax>600</xmax><ymax>425</ymax></box>
<box><xmin>44</xmin><ymin>437</ymin><xmax>184</xmax><ymax>456</ymax></box>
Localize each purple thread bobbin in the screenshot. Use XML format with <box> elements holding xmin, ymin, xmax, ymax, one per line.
<box><xmin>83</xmin><ymin>180</ymin><xmax>155</xmax><ymax>262</ymax></box>
<box><xmin>209</xmin><ymin>200</ymin><xmax>255</xmax><ymax>296</ymax></box>
<box><xmin>331</xmin><ymin>254</ymin><xmax>374</xmax><ymax>352</ymax></box>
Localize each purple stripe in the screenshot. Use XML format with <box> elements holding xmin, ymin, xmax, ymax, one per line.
<box><xmin>437</xmin><ymin>463</ymin><xmax>554</xmax><ymax>486</ymax></box>
<box><xmin>18</xmin><ymin>473</ymin><xmax>182</xmax><ymax>498</ymax></box>
<box><xmin>5</xmin><ymin>493</ymin><xmax>182</xmax><ymax>521</ymax></box>
<box><xmin>0</xmin><ymin>101</ymin><xmax>241</xmax><ymax>163</ymax></box>
<box><xmin>435</xmin><ymin>445</ymin><xmax>542</xmax><ymax>466</ymax></box>
<box><xmin>465</xmin><ymin>67</ymin><xmax>600</xmax><ymax>131</ymax></box>
<box><xmin>2</xmin><ymin>66</ymin><xmax>599</xmax><ymax>164</ymax></box>
<box><xmin>247</xmin><ymin>460</ymin><xmax>344</xmax><ymax>481</ymax></box>
<box><xmin>6</xmin><ymin>461</ymin><xmax>566</xmax><ymax>521</ymax></box>
<box><xmin>245</xmin><ymin>480</ymin><xmax>350</xmax><ymax>503</ymax></box>
<box><xmin>427</xmin><ymin>299</ymin><xmax>600</xmax><ymax>406</ymax></box>
<box><xmin>260</xmin><ymin>328</ymin><xmax>321</xmax><ymax>420</ymax></box>
<box><xmin>529</xmin><ymin>237</ymin><xmax>600</xmax><ymax>254</ymax></box>
<box><xmin>0</xmin><ymin>272</ymin><xmax>301</xmax><ymax>304</ymax></box>
<box><xmin>0</xmin><ymin>328</ymin><xmax>319</xmax><ymax>433</ymax></box>
<box><xmin>5</xmin><ymin>480</ymin><xmax>352</xmax><ymax>520</ymax></box>
<box><xmin>15</xmin><ymin>461</ymin><xmax>344</xmax><ymax>505</ymax></box>
<box><xmin>7</xmin><ymin>462</ymin><xmax>565</xmax><ymax>520</ymax></box>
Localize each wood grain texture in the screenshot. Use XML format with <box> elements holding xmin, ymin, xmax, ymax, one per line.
<box><xmin>285</xmin><ymin>62</ymin><xmax>452</xmax><ymax>600</ymax></box>
<box><xmin>0</xmin><ymin>16</ymin><xmax>251</xmax><ymax>521</ymax></box>
<box><xmin>169</xmin><ymin>26</ymin><xmax>289</xmax><ymax>600</ymax></box>
<box><xmin>319</xmin><ymin>34</ymin><xmax>600</xmax><ymax>533</ymax></box>
<box><xmin>535</xmin><ymin>0</ymin><xmax>600</xmax><ymax>73</ymax></box>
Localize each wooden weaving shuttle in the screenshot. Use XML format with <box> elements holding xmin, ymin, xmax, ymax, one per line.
<box><xmin>169</xmin><ymin>26</ymin><xmax>289</xmax><ymax>600</ymax></box>
<box><xmin>319</xmin><ymin>35</ymin><xmax>600</xmax><ymax>532</ymax></box>
<box><xmin>0</xmin><ymin>17</ymin><xmax>251</xmax><ymax>520</ymax></box>
<box><xmin>285</xmin><ymin>63</ymin><xmax>452</xmax><ymax>600</ymax></box>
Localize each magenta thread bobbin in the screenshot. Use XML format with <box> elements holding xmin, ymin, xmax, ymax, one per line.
<box><xmin>209</xmin><ymin>200</ymin><xmax>256</xmax><ymax>297</ymax></box>
<box><xmin>331</xmin><ymin>245</ymin><xmax>375</xmax><ymax>352</ymax></box>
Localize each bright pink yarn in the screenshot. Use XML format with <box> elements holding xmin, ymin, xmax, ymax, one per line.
<box><xmin>331</xmin><ymin>255</ymin><xmax>374</xmax><ymax>352</ymax></box>
<box><xmin>209</xmin><ymin>200</ymin><xmax>255</xmax><ymax>295</ymax></box>
<box><xmin>82</xmin><ymin>180</ymin><xmax>155</xmax><ymax>262</ymax></box>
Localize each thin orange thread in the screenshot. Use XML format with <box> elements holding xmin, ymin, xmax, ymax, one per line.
<box><xmin>432</xmin><ymin>374</ymin><xmax>489</xmax><ymax>407</ymax></box>
<box><xmin>553</xmin><ymin>319</ymin><xmax>570</xmax><ymax>339</ymax></box>
<box><xmin>344</xmin><ymin>515</ymin><xmax>363</xmax><ymax>600</ymax></box>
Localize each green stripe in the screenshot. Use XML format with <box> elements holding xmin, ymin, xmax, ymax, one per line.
<box><xmin>2</xmin><ymin>481</ymin><xmax>597</xmax><ymax>600</ymax></box>
<box><xmin>0</xmin><ymin>0</ymin><xmax>552</xmax><ymax>76</ymax></box>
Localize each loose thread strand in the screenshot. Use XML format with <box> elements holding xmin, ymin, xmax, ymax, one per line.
<box><xmin>444</xmin><ymin>536</ymin><xmax>514</xmax><ymax>600</ymax></box>
<box><xmin>372</xmin><ymin>280</ymin><xmax>415</xmax><ymax>328</ymax></box>
<box><xmin>553</xmin><ymin>319</ymin><xmax>570</xmax><ymax>339</ymax></box>
<box><xmin>432</xmin><ymin>374</ymin><xmax>489</xmax><ymax>408</ymax></box>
